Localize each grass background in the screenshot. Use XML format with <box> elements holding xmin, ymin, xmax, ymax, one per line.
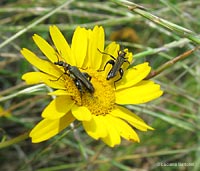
<box><xmin>0</xmin><ymin>0</ymin><xmax>200</xmax><ymax>170</ymax></box>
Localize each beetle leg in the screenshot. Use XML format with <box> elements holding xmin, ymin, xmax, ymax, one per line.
<box><xmin>99</xmin><ymin>59</ymin><xmax>115</xmax><ymax>72</ymax></box>
<box><xmin>125</xmin><ymin>59</ymin><xmax>130</xmax><ymax>64</ymax></box>
<box><xmin>49</xmin><ymin>73</ymin><xmax>64</xmax><ymax>82</ymax></box>
<box><xmin>105</xmin><ymin>60</ymin><xmax>115</xmax><ymax>69</ymax></box>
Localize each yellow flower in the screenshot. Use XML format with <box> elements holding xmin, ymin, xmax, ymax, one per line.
<box><xmin>21</xmin><ymin>25</ymin><xmax>163</xmax><ymax>147</ymax></box>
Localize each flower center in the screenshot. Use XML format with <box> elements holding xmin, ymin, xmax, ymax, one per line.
<box><xmin>64</xmin><ymin>69</ymin><xmax>116</xmax><ymax>115</ymax></box>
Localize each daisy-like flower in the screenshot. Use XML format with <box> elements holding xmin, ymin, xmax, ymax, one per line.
<box><xmin>21</xmin><ymin>25</ymin><xmax>163</xmax><ymax>147</ymax></box>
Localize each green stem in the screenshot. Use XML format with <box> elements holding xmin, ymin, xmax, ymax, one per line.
<box><xmin>112</xmin><ymin>0</ymin><xmax>200</xmax><ymax>44</ymax></box>
<box><xmin>0</xmin><ymin>0</ymin><xmax>75</xmax><ymax>49</ymax></box>
<box><xmin>145</xmin><ymin>47</ymin><xmax>200</xmax><ymax>79</ymax></box>
<box><xmin>132</xmin><ymin>38</ymin><xmax>190</xmax><ymax>60</ymax></box>
<box><xmin>0</xmin><ymin>132</ymin><xmax>29</xmax><ymax>149</ymax></box>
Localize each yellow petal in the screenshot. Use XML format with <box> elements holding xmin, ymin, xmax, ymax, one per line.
<box><xmin>101</xmin><ymin>115</ymin><xmax>121</xmax><ymax>147</ymax></box>
<box><xmin>104</xmin><ymin>42</ymin><xmax>119</xmax><ymax>62</ymax></box>
<box><xmin>30</xmin><ymin>113</ymin><xmax>75</xmax><ymax>143</ymax></box>
<box><xmin>126</xmin><ymin>50</ymin><xmax>133</xmax><ymax>64</ymax></box>
<box><xmin>48</xmin><ymin>89</ymin><xmax>74</xmax><ymax>96</ymax></box>
<box><xmin>116</xmin><ymin>62</ymin><xmax>151</xmax><ymax>90</ymax></box>
<box><xmin>83</xmin><ymin>116</ymin><xmax>98</xmax><ymax>140</ymax></box>
<box><xmin>88</xmin><ymin>26</ymin><xmax>105</xmax><ymax>70</ymax></box>
<box><xmin>71</xmin><ymin>26</ymin><xmax>88</xmax><ymax>67</ymax></box>
<box><xmin>81</xmin><ymin>29</ymin><xmax>92</xmax><ymax>68</ymax></box>
<box><xmin>83</xmin><ymin>115</ymin><xmax>108</xmax><ymax>140</ymax></box>
<box><xmin>111</xmin><ymin>115</ymin><xmax>140</xmax><ymax>142</ymax></box>
<box><xmin>42</xmin><ymin>96</ymin><xmax>74</xmax><ymax>119</ymax></box>
<box><xmin>49</xmin><ymin>25</ymin><xmax>73</xmax><ymax>65</ymax></box>
<box><xmin>21</xmin><ymin>48</ymin><xmax>62</xmax><ymax>77</ymax></box>
<box><xmin>22</xmin><ymin>72</ymin><xmax>66</xmax><ymax>89</ymax></box>
<box><xmin>71</xmin><ymin>105</ymin><xmax>92</xmax><ymax>121</ymax></box>
<box><xmin>116</xmin><ymin>80</ymin><xmax>163</xmax><ymax>104</ymax></box>
<box><xmin>111</xmin><ymin>106</ymin><xmax>154</xmax><ymax>131</ymax></box>
<box><xmin>32</xmin><ymin>34</ymin><xmax>58</xmax><ymax>63</ymax></box>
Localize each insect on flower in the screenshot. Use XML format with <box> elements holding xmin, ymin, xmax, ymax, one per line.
<box><xmin>21</xmin><ymin>25</ymin><xmax>163</xmax><ymax>147</ymax></box>
<box><xmin>53</xmin><ymin>53</ymin><xmax>95</xmax><ymax>94</ymax></box>
<box><xmin>98</xmin><ymin>48</ymin><xmax>130</xmax><ymax>87</ymax></box>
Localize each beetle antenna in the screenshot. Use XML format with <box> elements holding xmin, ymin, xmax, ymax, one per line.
<box><xmin>97</xmin><ymin>48</ymin><xmax>116</xmax><ymax>60</ymax></box>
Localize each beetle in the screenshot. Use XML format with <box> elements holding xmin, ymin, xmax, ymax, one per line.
<box><xmin>98</xmin><ymin>48</ymin><xmax>130</xmax><ymax>87</ymax></box>
<box><xmin>53</xmin><ymin>57</ymin><xmax>94</xmax><ymax>94</ymax></box>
